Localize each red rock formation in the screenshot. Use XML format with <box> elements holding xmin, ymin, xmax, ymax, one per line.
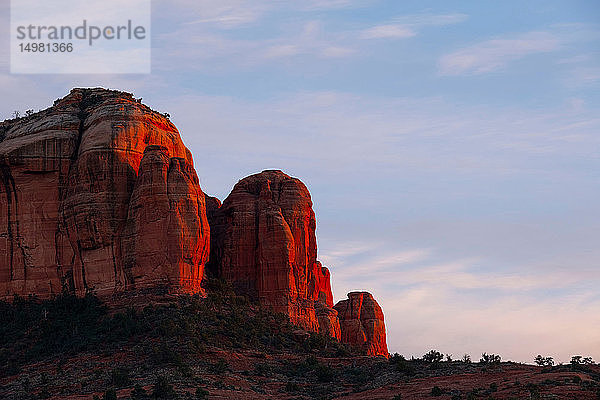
<box><xmin>208</xmin><ymin>170</ymin><xmax>339</xmax><ymax>337</ymax></box>
<box><xmin>0</xmin><ymin>88</ymin><xmax>389</xmax><ymax>350</ymax></box>
<box><xmin>334</xmin><ymin>292</ymin><xmax>388</xmax><ymax>357</ymax></box>
<box><xmin>316</xmin><ymin>301</ymin><xmax>341</xmax><ymax>339</ymax></box>
<box><xmin>0</xmin><ymin>88</ymin><xmax>209</xmax><ymax>300</ymax></box>
<box><xmin>122</xmin><ymin>145</ymin><xmax>209</xmax><ymax>293</ymax></box>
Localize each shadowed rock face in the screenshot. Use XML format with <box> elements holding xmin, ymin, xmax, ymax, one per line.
<box><xmin>334</xmin><ymin>292</ymin><xmax>388</xmax><ymax>357</ymax></box>
<box><xmin>0</xmin><ymin>88</ymin><xmax>209</xmax><ymax>299</ymax></box>
<box><xmin>207</xmin><ymin>170</ymin><xmax>339</xmax><ymax>336</ymax></box>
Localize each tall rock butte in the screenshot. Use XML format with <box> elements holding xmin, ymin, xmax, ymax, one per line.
<box><xmin>206</xmin><ymin>170</ymin><xmax>340</xmax><ymax>339</ymax></box>
<box><xmin>0</xmin><ymin>88</ymin><xmax>388</xmax><ymax>356</ymax></box>
<box><xmin>0</xmin><ymin>88</ymin><xmax>209</xmax><ymax>299</ymax></box>
<box><xmin>334</xmin><ymin>292</ymin><xmax>389</xmax><ymax>357</ymax></box>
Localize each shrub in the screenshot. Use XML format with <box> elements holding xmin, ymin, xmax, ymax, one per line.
<box><xmin>131</xmin><ymin>384</ymin><xmax>148</xmax><ymax>399</ymax></box>
<box><xmin>315</xmin><ymin>363</ymin><xmax>335</xmax><ymax>382</ymax></box>
<box><xmin>195</xmin><ymin>387</ymin><xmax>209</xmax><ymax>399</ymax></box>
<box><xmin>526</xmin><ymin>383</ymin><xmax>540</xmax><ymax>399</ymax></box>
<box><xmin>150</xmin><ymin>343</ymin><xmax>186</xmax><ymax>368</ymax></box>
<box><xmin>480</xmin><ymin>353</ymin><xmax>501</xmax><ymax>364</ymax></box>
<box><xmin>423</xmin><ymin>350</ymin><xmax>444</xmax><ymax>363</ymax></box>
<box><xmin>389</xmin><ymin>353</ymin><xmax>406</xmax><ymax>364</ymax></box>
<box><xmin>389</xmin><ymin>353</ymin><xmax>413</xmax><ymax>373</ymax></box>
<box><xmin>253</xmin><ymin>362</ymin><xmax>272</xmax><ymax>376</ymax></box>
<box><xmin>152</xmin><ymin>376</ymin><xmax>177</xmax><ymax>399</ymax></box>
<box><xmin>462</xmin><ymin>354</ymin><xmax>471</xmax><ymax>363</ymax></box>
<box><xmin>210</xmin><ymin>358</ymin><xmax>229</xmax><ymax>374</ymax></box>
<box><xmin>431</xmin><ymin>386</ymin><xmax>443</xmax><ymax>396</ymax></box>
<box><xmin>535</xmin><ymin>355</ymin><xmax>554</xmax><ymax>366</ymax></box>
<box><xmin>102</xmin><ymin>389</ymin><xmax>117</xmax><ymax>400</ymax></box>
<box><xmin>110</xmin><ymin>367</ymin><xmax>131</xmax><ymax>387</ymax></box>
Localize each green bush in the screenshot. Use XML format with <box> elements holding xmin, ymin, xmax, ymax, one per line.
<box><xmin>152</xmin><ymin>376</ymin><xmax>177</xmax><ymax>399</ymax></box>
<box><xmin>431</xmin><ymin>386</ymin><xmax>443</xmax><ymax>396</ymax></box>
<box><xmin>480</xmin><ymin>353</ymin><xmax>501</xmax><ymax>364</ymax></box>
<box><xmin>194</xmin><ymin>387</ymin><xmax>209</xmax><ymax>399</ymax></box>
<box><xmin>389</xmin><ymin>353</ymin><xmax>415</xmax><ymax>375</ymax></box>
<box><xmin>535</xmin><ymin>355</ymin><xmax>554</xmax><ymax>366</ymax></box>
<box><xmin>253</xmin><ymin>362</ymin><xmax>272</xmax><ymax>376</ymax></box>
<box><xmin>102</xmin><ymin>389</ymin><xmax>117</xmax><ymax>400</ymax></box>
<box><xmin>423</xmin><ymin>350</ymin><xmax>444</xmax><ymax>363</ymax></box>
<box><xmin>315</xmin><ymin>363</ymin><xmax>335</xmax><ymax>382</ymax></box>
<box><xmin>110</xmin><ymin>367</ymin><xmax>131</xmax><ymax>387</ymax></box>
<box><xmin>210</xmin><ymin>358</ymin><xmax>229</xmax><ymax>374</ymax></box>
<box><xmin>131</xmin><ymin>384</ymin><xmax>148</xmax><ymax>399</ymax></box>
<box><xmin>285</xmin><ymin>382</ymin><xmax>300</xmax><ymax>392</ymax></box>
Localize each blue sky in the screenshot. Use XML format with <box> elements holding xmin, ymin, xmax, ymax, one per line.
<box><xmin>1</xmin><ymin>0</ymin><xmax>599</xmax><ymax>363</ymax></box>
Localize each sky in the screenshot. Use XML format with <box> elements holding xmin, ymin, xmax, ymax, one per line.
<box><xmin>1</xmin><ymin>0</ymin><xmax>599</xmax><ymax>363</ymax></box>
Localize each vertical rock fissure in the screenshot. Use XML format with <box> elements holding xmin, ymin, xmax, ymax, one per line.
<box><xmin>72</xmin><ymin>91</ymin><xmax>89</xmax><ymax>161</ymax></box>
<box><xmin>254</xmin><ymin>199</ymin><xmax>261</xmax><ymax>299</ymax></box>
<box><xmin>111</xmin><ymin>240</ymin><xmax>119</xmax><ymax>288</ymax></box>
<box><xmin>0</xmin><ymin>163</ymin><xmax>28</xmax><ymax>284</ymax></box>
<box><xmin>0</xmin><ymin>164</ymin><xmax>15</xmax><ymax>281</ymax></box>
<box><xmin>70</xmin><ymin>90</ymin><xmax>90</xmax><ymax>292</ymax></box>
<box><xmin>77</xmin><ymin>241</ymin><xmax>88</xmax><ymax>291</ymax></box>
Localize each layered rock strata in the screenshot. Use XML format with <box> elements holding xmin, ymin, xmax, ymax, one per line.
<box><xmin>0</xmin><ymin>88</ymin><xmax>389</xmax><ymax>353</ymax></box>
<box><xmin>207</xmin><ymin>170</ymin><xmax>339</xmax><ymax>337</ymax></box>
<box><xmin>334</xmin><ymin>292</ymin><xmax>388</xmax><ymax>357</ymax></box>
<box><xmin>0</xmin><ymin>88</ymin><xmax>209</xmax><ymax>299</ymax></box>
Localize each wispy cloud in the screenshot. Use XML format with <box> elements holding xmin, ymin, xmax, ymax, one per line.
<box><xmin>299</xmin><ymin>0</ymin><xmax>374</xmax><ymax>11</ymax></box>
<box><xmin>439</xmin><ymin>31</ymin><xmax>560</xmax><ymax>75</ymax></box>
<box><xmin>360</xmin><ymin>24</ymin><xmax>416</xmax><ymax>39</ymax></box>
<box><xmin>156</xmin><ymin>0</ymin><xmax>372</xmax><ymax>29</ymax></box>
<box><xmin>261</xmin><ymin>21</ymin><xmax>355</xmax><ymax>59</ymax></box>
<box><xmin>360</xmin><ymin>13</ymin><xmax>467</xmax><ymax>40</ymax></box>
<box><xmin>330</xmin><ymin>245</ymin><xmax>593</xmax><ymax>292</ymax></box>
<box><xmin>154</xmin><ymin>19</ymin><xmax>354</xmax><ymax>71</ymax></box>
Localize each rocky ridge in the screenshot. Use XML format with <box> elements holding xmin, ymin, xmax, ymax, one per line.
<box><xmin>0</xmin><ymin>88</ymin><xmax>387</xmax><ymax>356</ymax></box>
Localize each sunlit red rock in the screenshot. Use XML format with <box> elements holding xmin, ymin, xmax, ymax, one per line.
<box><xmin>0</xmin><ymin>88</ymin><xmax>209</xmax><ymax>299</ymax></box>
<box><xmin>122</xmin><ymin>145</ymin><xmax>209</xmax><ymax>294</ymax></box>
<box><xmin>334</xmin><ymin>292</ymin><xmax>388</xmax><ymax>357</ymax></box>
<box><xmin>207</xmin><ymin>170</ymin><xmax>338</xmax><ymax>334</ymax></box>
<box><xmin>316</xmin><ymin>300</ymin><xmax>341</xmax><ymax>340</ymax></box>
<box><xmin>0</xmin><ymin>88</ymin><xmax>390</xmax><ymax>351</ymax></box>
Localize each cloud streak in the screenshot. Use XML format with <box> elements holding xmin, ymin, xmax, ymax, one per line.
<box><xmin>439</xmin><ymin>31</ymin><xmax>560</xmax><ymax>75</ymax></box>
<box><xmin>360</xmin><ymin>13</ymin><xmax>467</xmax><ymax>40</ymax></box>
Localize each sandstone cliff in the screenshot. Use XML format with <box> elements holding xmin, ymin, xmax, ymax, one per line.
<box><xmin>207</xmin><ymin>170</ymin><xmax>340</xmax><ymax>338</ymax></box>
<box><xmin>0</xmin><ymin>88</ymin><xmax>209</xmax><ymax>299</ymax></box>
<box><xmin>335</xmin><ymin>292</ymin><xmax>388</xmax><ymax>357</ymax></box>
<box><xmin>0</xmin><ymin>88</ymin><xmax>390</xmax><ymax>352</ymax></box>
